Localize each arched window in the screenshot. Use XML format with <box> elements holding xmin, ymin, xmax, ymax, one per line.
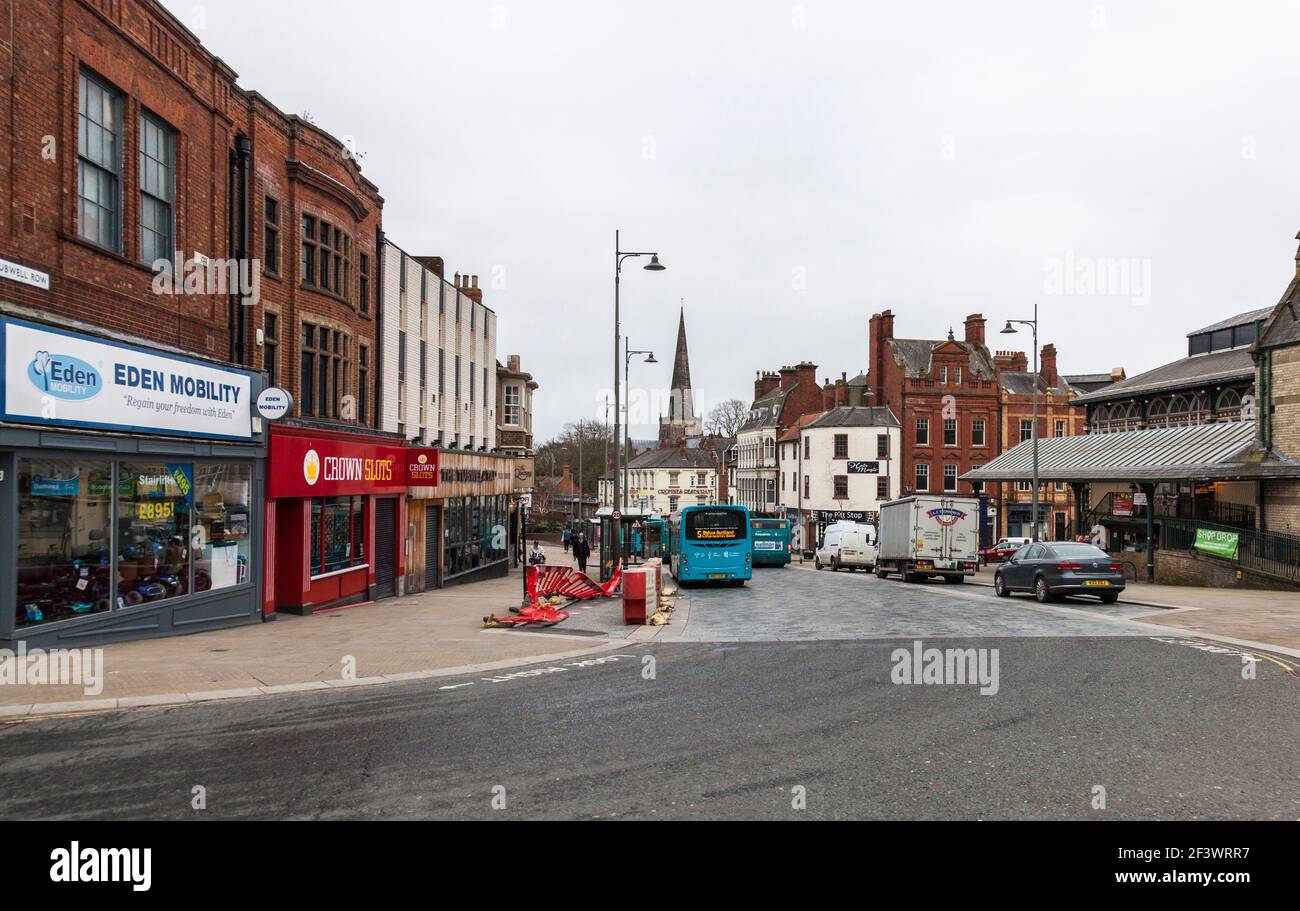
<box><xmin>1215</xmin><ymin>387</ymin><xmax>1242</xmax><ymax>420</ymax></box>
<box><xmin>1148</xmin><ymin>398</ymin><xmax>1168</xmax><ymax>426</ymax></box>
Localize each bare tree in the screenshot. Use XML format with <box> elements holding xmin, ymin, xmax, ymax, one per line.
<box><xmin>705</xmin><ymin>398</ymin><xmax>749</xmax><ymax>438</ymax></box>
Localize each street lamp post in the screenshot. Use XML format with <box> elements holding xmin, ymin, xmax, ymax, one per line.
<box><xmin>623</xmin><ymin>341</ymin><xmax>657</xmax><ymax>510</ymax></box>
<box><xmin>612</xmin><ymin>230</ymin><xmax>666</xmax><ymax>524</ymax></box>
<box><xmin>1001</xmin><ymin>304</ymin><xmax>1041</xmax><ymax>541</ymax></box>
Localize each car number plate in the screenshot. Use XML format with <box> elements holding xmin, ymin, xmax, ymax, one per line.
<box><xmin>1084</xmin><ymin>580</ymin><xmax>1110</xmax><ymax>587</ymax></box>
<box><xmin>709</xmin><ymin>574</ymin><xmax>727</xmax><ymax>580</ymax></box>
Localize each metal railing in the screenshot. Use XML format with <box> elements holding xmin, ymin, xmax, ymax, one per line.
<box><xmin>1160</xmin><ymin>517</ymin><xmax>1300</xmax><ymax>583</ymax></box>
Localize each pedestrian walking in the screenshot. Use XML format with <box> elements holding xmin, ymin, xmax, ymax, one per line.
<box><xmin>572</xmin><ymin>532</ymin><xmax>591</xmax><ymax>575</ymax></box>
<box><xmin>562</xmin><ymin>526</ymin><xmax>572</xmax><ymax>552</ymax></box>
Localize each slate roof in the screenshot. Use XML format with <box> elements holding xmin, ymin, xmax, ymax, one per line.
<box><xmin>777</xmin><ymin>411</ymin><xmax>825</xmax><ymax>444</ymax></box>
<box><xmin>1260</xmin><ymin>274</ymin><xmax>1300</xmax><ymax>349</ymax></box>
<box><xmin>806</xmin><ymin>406</ymin><xmax>901</xmax><ymax>429</ymax></box>
<box><xmin>624</xmin><ymin>446</ymin><xmax>719</xmax><ymax>470</ymax></box>
<box><xmin>888</xmin><ymin>338</ymin><xmax>998</xmax><ymax>380</ymax></box>
<box><xmin>1187</xmin><ymin>307</ymin><xmax>1274</xmax><ymax>337</ymax></box>
<box><xmin>999</xmin><ymin>372</ymin><xmax>1073</xmax><ymax>397</ymax></box>
<box><xmin>960</xmin><ymin>421</ymin><xmax>1300</xmax><ymax>482</ymax></box>
<box><xmin>740</xmin><ymin>385</ymin><xmax>795</xmax><ymax>432</ymax></box>
<box><xmin>1071</xmin><ymin>348</ymin><xmax>1255</xmax><ymax>405</ymax></box>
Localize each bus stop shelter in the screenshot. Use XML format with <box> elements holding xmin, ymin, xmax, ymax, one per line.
<box><xmin>962</xmin><ymin>422</ymin><xmax>1299</xmax><ymax>582</ymax></box>
<box><xmin>594</xmin><ymin>507</ymin><xmax>658</xmax><ymax>583</ymax></box>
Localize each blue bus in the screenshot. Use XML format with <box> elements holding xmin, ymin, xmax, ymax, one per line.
<box><xmin>669</xmin><ymin>505</ymin><xmax>752</xmax><ymax>585</ymax></box>
<box><xmin>750</xmin><ymin>518</ymin><xmax>792</xmax><ymax>566</ymax></box>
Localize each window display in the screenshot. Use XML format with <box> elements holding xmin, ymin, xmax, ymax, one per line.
<box><xmin>443</xmin><ymin>495</ymin><xmax>508</xmax><ymax>579</ymax></box>
<box><xmin>117</xmin><ymin>462</ymin><xmax>193</xmax><ymax>605</ymax></box>
<box><xmin>310</xmin><ymin>495</ymin><xmax>366</xmax><ymax>577</ymax></box>
<box><xmin>193</xmin><ymin>464</ymin><xmax>252</xmax><ymax>592</ymax></box>
<box><xmin>15</xmin><ymin>459</ymin><xmax>114</xmax><ymax>627</ymax></box>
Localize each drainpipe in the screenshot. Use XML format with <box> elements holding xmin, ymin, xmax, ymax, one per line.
<box><xmin>374</xmin><ymin>227</ymin><xmax>385</xmax><ymax>430</ymax></box>
<box><xmin>228</xmin><ymin>134</ymin><xmax>252</xmax><ymax>366</ymax></box>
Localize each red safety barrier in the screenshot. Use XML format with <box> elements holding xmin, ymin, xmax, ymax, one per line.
<box><xmin>525</xmin><ymin>562</ymin><xmax>623</xmax><ymax>605</ymax></box>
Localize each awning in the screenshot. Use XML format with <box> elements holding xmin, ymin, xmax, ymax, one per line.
<box><xmin>961</xmin><ymin>422</ymin><xmax>1300</xmax><ymax>483</ymax></box>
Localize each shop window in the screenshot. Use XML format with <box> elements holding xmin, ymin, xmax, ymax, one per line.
<box><xmin>118</xmin><ymin>463</ymin><xmax>193</xmax><ymax>607</ymax></box>
<box><xmin>193</xmin><ymin>465</ymin><xmax>252</xmax><ymax>591</ymax></box>
<box><xmin>311</xmin><ymin>496</ymin><xmax>367</xmax><ymax>577</ymax></box>
<box><xmin>16</xmin><ymin>459</ymin><xmax>114</xmax><ymax>628</ymax></box>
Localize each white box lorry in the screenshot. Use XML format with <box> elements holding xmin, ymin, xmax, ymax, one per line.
<box><xmin>875</xmin><ymin>495</ymin><xmax>981</xmax><ymax>584</ymax></box>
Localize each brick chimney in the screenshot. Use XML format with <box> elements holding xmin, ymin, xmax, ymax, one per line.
<box><xmin>835</xmin><ymin>372</ymin><xmax>849</xmax><ymax>406</ymax></box>
<box><xmin>755</xmin><ymin>371</ymin><xmax>780</xmax><ymax>400</ymax></box>
<box><xmin>793</xmin><ymin>361</ymin><xmax>818</xmax><ymax>390</ymax></box>
<box><xmin>1111</xmin><ymin>367</ymin><xmax>1127</xmax><ymax>382</ymax></box>
<box><xmin>460</xmin><ymin>273</ymin><xmax>483</xmax><ymax>304</ymax></box>
<box><xmin>507</xmin><ymin>354</ymin><xmax>521</xmax><ymax>373</ymax></box>
<box><xmin>822</xmin><ymin>379</ymin><xmax>836</xmax><ymax>410</ymax></box>
<box><xmin>994</xmin><ymin>350</ymin><xmax>1029</xmax><ymax>374</ymax></box>
<box><xmin>415</xmin><ymin>256</ymin><xmax>444</xmax><ymax>278</ymax></box>
<box><xmin>779</xmin><ymin>366</ymin><xmax>799</xmax><ymax>390</ymax></box>
<box><xmin>964</xmin><ymin>314</ymin><xmax>986</xmax><ymax>347</ymax></box>
<box><xmin>1040</xmin><ymin>343</ymin><xmax>1059</xmax><ymax>387</ymax></box>
<box><xmin>561</xmin><ymin>464</ymin><xmax>570</xmax><ymax>484</ymax></box>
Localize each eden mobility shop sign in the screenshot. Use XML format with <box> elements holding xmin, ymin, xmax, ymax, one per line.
<box><xmin>1</xmin><ymin>318</ymin><xmax>253</xmax><ymax>441</ymax></box>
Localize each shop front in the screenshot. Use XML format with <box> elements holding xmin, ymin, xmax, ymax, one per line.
<box><xmin>407</xmin><ymin>451</ymin><xmax>516</xmax><ymax>591</ymax></box>
<box><xmin>0</xmin><ymin>316</ymin><xmax>265</xmax><ymax>648</ymax></box>
<box><xmin>265</xmin><ymin>425</ymin><xmax>408</xmax><ymax>614</ymax></box>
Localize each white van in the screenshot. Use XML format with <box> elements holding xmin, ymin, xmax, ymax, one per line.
<box><xmin>815</xmin><ymin>523</ymin><xmax>878</xmax><ymax>572</ymax></box>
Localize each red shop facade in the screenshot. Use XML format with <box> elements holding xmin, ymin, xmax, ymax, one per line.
<box><xmin>265</xmin><ymin>425</ymin><xmax>410</xmax><ymax>614</ymax></box>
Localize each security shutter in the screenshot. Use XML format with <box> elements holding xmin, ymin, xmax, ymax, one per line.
<box><xmin>373</xmin><ymin>498</ymin><xmax>397</xmax><ymax>600</ymax></box>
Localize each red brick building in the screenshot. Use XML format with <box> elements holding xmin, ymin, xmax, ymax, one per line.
<box><xmin>868</xmin><ymin>311</ymin><xmax>1001</xmax><ymax>506</ymax></box>
<box><xmin>1</xmin><ymin>0</ymin><xmax>383</xmax><ymax>425</ymax></box>
<box><xmin>0</xmin><ymin>0</ymin><xmax>394</xmax><ymax>640</ymax></box>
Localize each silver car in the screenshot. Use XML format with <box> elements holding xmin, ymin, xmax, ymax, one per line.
<box><xmin>993</xmin><ymin>542</ymin><xmax>1127</xmax><ymax>604</ymax></box>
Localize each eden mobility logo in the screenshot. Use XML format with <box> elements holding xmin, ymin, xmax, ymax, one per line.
<box><xmin>27</xmin><ymin>350</ymin><xmax>102</xmax><ymax>401</ymax></box>
<box><xmin>927</xmin><ymin>507</ymin><xmax>967</xmax><ymax>527</ymax></box>
<box><xmin>50</xmin><ymin>842</ymin><xmax>151</xmax><ymax>892</ymax></box>
<box><xmin>303</xmin><ymin>449</ymin><xmax>321</xmax><ymax>486</ymax></box>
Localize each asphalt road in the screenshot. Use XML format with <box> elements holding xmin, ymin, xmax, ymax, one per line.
<box><xmin>1</xmin><ymin>565</ymin><xmax>1297</xmax><ymax>820</ymax></box>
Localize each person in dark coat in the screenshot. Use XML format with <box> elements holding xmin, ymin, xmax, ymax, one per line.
<box><xmin>572</xmin><ymin>532</ymin><xmax>592</xmax><ymax>575</ymax></box>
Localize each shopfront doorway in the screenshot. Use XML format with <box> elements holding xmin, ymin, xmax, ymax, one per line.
<box><xmin>373</xmin><ymin>497</ymin><xmax>398</xmax><ymax>600</ymax></box>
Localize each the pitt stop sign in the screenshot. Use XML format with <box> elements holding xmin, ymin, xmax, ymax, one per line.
<box><xmin>407</xmin><ymin>449</ymin><xmax>440</xmax><ymax>485</ymax></box>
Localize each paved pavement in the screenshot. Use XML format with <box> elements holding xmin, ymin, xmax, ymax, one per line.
<box><xmin>0</xmin><ymin>564</ymin><xmax>630</xmax><ymax>715</ymax></box>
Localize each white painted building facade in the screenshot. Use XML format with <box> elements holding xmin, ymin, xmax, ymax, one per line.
<box><xmin>380</xmin><ymin>242</ymin><xmax>497</xmax><ymax>450</ymax></box>
<box><xmin>778</xmin><ymin>406</ymin><xmax>902</xmax><ymax>549</ymax></box>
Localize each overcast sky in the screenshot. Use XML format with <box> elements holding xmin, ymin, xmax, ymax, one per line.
<box><xmin>165</xmin><ymin>0</ymin><xmax>1300</xmax><ymax>442</ymax></box>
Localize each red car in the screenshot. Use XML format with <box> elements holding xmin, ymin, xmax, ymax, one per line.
<box><xmin>979</xmin><ymin>537</ymin><xmax>1031</xmax><ymax>565</ymax></box>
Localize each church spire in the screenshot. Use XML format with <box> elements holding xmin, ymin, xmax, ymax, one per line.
<box><xmin>670</xmin><ymin>302</ymin><xmax>693</xmax><ymax>405</ymax></box>
<box><xmin>659</xmin><ymin>301</ymin><xmax>702</xmax><ymax>446</ymax></box>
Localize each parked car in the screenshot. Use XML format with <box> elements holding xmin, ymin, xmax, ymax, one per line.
<box><xmin>992</xmin><ymin>541</ymin><xmax>1127</xmax><ymax>604</ymax></box>
<box><xmin>815</xmin><ymin>523</ymin><xmax>877</xmax><ymax>572</ymax></box>
<box><xmin>979</xmin><ymin>537</ymin><xmax>1031</xmax><ymax>565</ymax></box>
